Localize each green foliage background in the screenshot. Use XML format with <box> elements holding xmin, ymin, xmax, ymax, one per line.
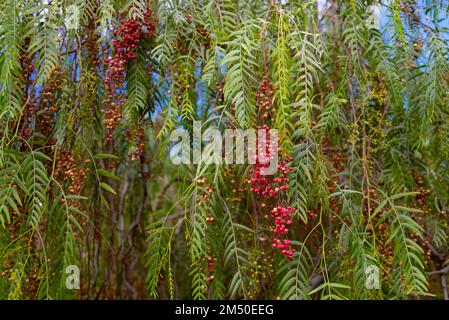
<box><xmin>0</xmin><ymin>0</ymin><xmax>449</xmax><ymax>299</ymax></box>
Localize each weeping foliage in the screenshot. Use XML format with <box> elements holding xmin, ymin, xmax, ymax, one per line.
<box><xmin>0</xmin><ymin>0</ymin><xmax>449</xmax><ymax>300</ymax></box>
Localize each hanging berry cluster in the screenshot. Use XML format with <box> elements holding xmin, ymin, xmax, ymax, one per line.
<box><xmin>54</xmin><ymin>149</ymin><xmax>90</xmax><ymax>207</ymax></box>
<box><xmin>256</xmin><ymin>75</ymin><xmax>278</xmax><ymax>120</ymax></box>
<box><xmin>103</xmin><ymin>9</ymin><xmax>156</xmax><ymax>139</ymax></box>
<box><xmin>206</xmin><ymin>254</ymin><xmax>215</xmax><ymax>281</ymax></box>
<box><xmin>271</xmin><ymin>206</ymin><xmax>296</xmax><ymax>260</ymax></box>
<box><xmin>323</xmin><ymin>141</ymin><xmax>346</xmax><ymax>221</ymax></box>
<box><xmin>246</xmin><ymin>126</ymin><xmax>291</xmax><ymax>198</ymax></box>
<box><xmin>124</xmin><ymin>123</ymin><xmax>146</xmax><ymax>160</ymax></box>
<box><xmin>29</xmin><ymin>66</ymin><xmax>64</xmax><ymax>141</ymax></box>
<box><xmin>400</xmin><ymin>0</ymin><xmax>420</xmax><ymax>28</ymax></box>
<box><xmin>245</xmin><ymin>120</ymin><xmax>295</xmax><ymax>259</ymax></box>
<box><xmin>19</xmin><ymin>50</ymin><xmax>34</xmax><ymax>139</ymax></box>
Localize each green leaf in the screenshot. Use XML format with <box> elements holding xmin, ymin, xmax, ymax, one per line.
<box><xmin>100</xmin><ymin>182</ymin><xmax>116</xmax><ymax>195</ymax></box>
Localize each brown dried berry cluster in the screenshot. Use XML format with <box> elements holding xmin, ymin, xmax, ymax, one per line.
<box><xmin>400</xmin><ymin>0</ymin><xmax>420</xmax><ymax>28</ymax></box>
<box><xmin>124</xmin><ymin>123</ymin><xmax>146</xmax><ymax>160</ymax></box>
<box><xmin>323</xmin><ymin>141</ymin><xmax>347</xmax><ymax>221</ymax></box>
<box><xmin>54</xmin><ymin>149</ymin><xmax>90</xmax><ymax>205</ymax></box>
<box><xmin>103</xmin><ymin>10</ymin><xmax>156</xmax><ymax>139</ymax></box>
<box><xmin>86</xmin><ymin>19</ymin><xmax>100</xmax><ymax>66</ymax></box>
<box><xmin>20</xmin><ymin>51</ymin><xmax>34</xmax><ymax>88</ymax></box>
<box><xmin>20</xmin><ymin>66</ymin><xmax>64</xmax><ymax>143</ymax></box>
<box><xmin>415</xmin><ymin>187</ymin><xmax>432</xmax><ymax>214</ymax></box>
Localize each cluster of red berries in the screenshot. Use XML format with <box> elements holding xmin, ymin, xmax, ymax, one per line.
<box><xmin>195</xmin><ymin>178</ymin><xmax>213</xmax><ymax>206</ymax></box>
<box><xmin>112</xmin><ymin>13</ymin><xmax>155</xmax><ymax>60</ymax></box>
<box><xmin>21</xmin><ymin>126</ymin><xmax>30</xmax><ymax>141</ymax></box>
<box><xmin>206</xmin><ymin>255</ymin><xmax>215</xmax><ymax>281</ymax></box>
<box><xmin>256</xmin><ymin>76</ymin><xmax>278</xmax><ymax>120</ymax></box>
<box><xmin>245</xmin><ymin>124</ymin><xmax>296</xmax><ymax>259</ymax></box>
<box><xmin>271</xmin><ymin>206</ymin><xmax>296</xmax><ymax>260</ymax></box>
<box><xmin>103</xmin><ymin>10</ymin><xmax>156</xmax><ymax>136</ymax></box>
<box><xmin>245</xmin><ymin>125</ymin><xmax>292</xmax><ymax>199</ymax></box>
